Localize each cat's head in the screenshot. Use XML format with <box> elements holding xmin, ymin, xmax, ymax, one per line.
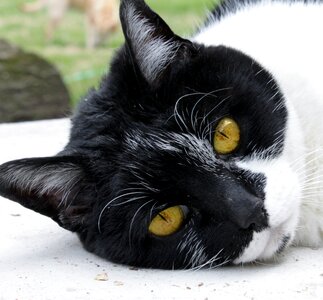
<box><xmin>0</xmin><ymin>0</ymin><xmax>305</xmax><ymax>268</ymax></box>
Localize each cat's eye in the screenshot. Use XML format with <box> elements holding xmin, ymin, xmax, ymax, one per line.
<box><xmin>213</xmin><ymin>117</ymin><xmax>240</xmax><ymax>154</ymax></box>
<box><xmin>148</xmin><ymin>205</ymin><xmax>187</xmax><ymax>237</ymax></box>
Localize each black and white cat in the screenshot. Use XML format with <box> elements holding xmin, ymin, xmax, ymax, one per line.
<box><xmin>1</xmin><ymin>0</ymin><xmax>323</xmax><ymax>269</ymax></box>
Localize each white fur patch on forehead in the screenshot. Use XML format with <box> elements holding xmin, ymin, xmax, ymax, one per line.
<box><xmin>125</xmin><ymin>131</ymin><xmax>180</xmax><ymax>153</ymax></box>
<box><xmin>173</xmin><ymin>133</ymin><xmax>218</xmax><ymax>172</ymax></box>
<box><xmin>124</xmin><ymin>3</ymin><xmax>179</xmax><ymax>82</ymax></box>
<box><xmin>125</xmin><ymin>130</ymin><xmax>219</xmax><ymax>172</ymax></box>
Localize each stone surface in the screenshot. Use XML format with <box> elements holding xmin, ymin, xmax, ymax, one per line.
<box><xmin>0</xmin><ymin>39</ymin><xmax>70</xmax><ymax>123</ymax></box>
<box><xmin>0</xmin><ymin>119</ymin><xmax>322</xmax><ymax>300</ymax></box>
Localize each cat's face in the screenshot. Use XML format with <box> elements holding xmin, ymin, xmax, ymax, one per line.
<box><xmin>0</xmin><ymin>0</ymin><xmax>305</xmax><ymax>269</ymax></box>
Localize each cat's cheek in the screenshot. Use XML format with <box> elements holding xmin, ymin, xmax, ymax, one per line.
<box><xmin>262</xmin><ymin>159</ymin><xmax>301</xmax><ymax>229</ymax></box>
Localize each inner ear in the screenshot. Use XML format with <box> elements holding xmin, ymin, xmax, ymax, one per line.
<box><xmin>120</xmin><ymin>0</ymin><xmax>196</xmax><ymax>86</ymax></box>
<box><xmin>0</xmin><ymin>156</ymin><xmax>94</xmax><ymax>231</ymax></box>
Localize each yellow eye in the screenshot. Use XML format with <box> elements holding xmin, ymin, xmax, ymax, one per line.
<box><xmin>148</xmin><ymin>206</ymin><xmax>185</xmax><ymax>237</ymax></box>
<box><xmin>213</xmin><ymin>117</ymin><xmax>240</xmax><ymax>154</ymax></box>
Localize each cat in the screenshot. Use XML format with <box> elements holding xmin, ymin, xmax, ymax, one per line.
<box><xmin>1</xmin><ymin>0</ymin><xmax>323</xmax><ymax>269</ymax></box>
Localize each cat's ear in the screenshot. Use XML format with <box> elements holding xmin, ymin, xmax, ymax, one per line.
<box><xmin>0</xmin><ymin>156</ymin><xmax>94</xmax><ymax>232</ymax></box>
<box><xmin>120</xmin><ymin>0</ymin><xmax>197</xmax><ymax>86</ymax></box>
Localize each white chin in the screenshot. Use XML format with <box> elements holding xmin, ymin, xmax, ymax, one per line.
<box><xmin>233</xmin><ymin>214</ymin><xmax>296</xmax><ymax>264</ymax></box>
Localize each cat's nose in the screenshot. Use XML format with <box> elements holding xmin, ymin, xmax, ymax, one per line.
<box><xmin>227</xmin><ymin>195</ymin><xmax>268</xmax><ymax>231</ymax></box>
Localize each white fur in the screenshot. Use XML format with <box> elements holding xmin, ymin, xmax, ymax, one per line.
<box><xmin>126</xmin><ymin>130</ymin><xmax>228</xmax><ymax>173</ymax></box>
<box><xmin>194</xmin><ymin>0</ymin><xmax>323</xmax><ymax>262</ymax></box>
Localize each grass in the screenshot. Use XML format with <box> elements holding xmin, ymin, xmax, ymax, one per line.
<box><xmin>0</xmin><ymin>0</ymin><xmax>215</xmax><ymax>106</ymax></box>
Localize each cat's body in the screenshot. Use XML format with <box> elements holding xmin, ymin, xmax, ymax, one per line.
<box><xmin>1</xmin><ymin>0</ymin><xmax>323</xmax><ymax>269</ymax></box>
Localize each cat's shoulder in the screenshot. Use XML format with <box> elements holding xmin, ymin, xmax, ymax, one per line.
<box><xmin>210</xmin><ymin>0</ymin><xmax>258</xmax><ymax>21</ymax></box>
<box><xmin>210</xmin><ymin>0</ymin><xmax>321</xmax><ymax>21</ymax></box>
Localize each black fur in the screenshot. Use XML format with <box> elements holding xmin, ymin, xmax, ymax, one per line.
<box><xmin>0</xmin><ymin>0</ymin><xmax>287</xmax><ymax>269</ymax></box>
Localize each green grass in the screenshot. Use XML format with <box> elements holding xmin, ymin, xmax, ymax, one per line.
<box><xmin>0</xmin><ymin>0</ymin><xmax>215</xmax><ymax>106</ymax></box>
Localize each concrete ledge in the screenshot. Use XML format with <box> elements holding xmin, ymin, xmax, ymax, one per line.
<box><xmin>0</xmin><ymin>119</ymin><xmax>322</xmax><ymax>299</ymax></box>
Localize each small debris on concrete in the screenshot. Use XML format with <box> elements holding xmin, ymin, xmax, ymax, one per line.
<box><xmin>10</xmin><ymin>213</ymin><xmax>21</xmax><ymax>217</ymax></box>
<box><xmin>95</xmin><ymin>273</ymin><xmax>108</xmax><ymax>281</ymax></box>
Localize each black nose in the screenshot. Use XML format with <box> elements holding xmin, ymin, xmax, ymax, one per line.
<box><xmin>227</xmin><ymin>195</ymin><xmax>268</xmax><ymax>231</ymax></box>
<box><xmin>235</xmin><ymin>202</ymin><xmax>268</xmax><ymax>231</ymax></box>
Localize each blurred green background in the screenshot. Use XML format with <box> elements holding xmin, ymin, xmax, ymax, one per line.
<box><xmin>0</xmin><ymin>0</ymin><xmax>215</xmax><ymax>106</ymax></box>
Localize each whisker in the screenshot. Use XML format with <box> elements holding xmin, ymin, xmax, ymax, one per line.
<box><xmin>199</xmin><ymin>95</ymin><xmax>232</xmax><ymax>140</ymax></box>
<box><xmin>111</xmin><ymin>195</ymin><xmax>149</xmax><ymax>207</ymax></box>
<box><xmin>97</xmin><ymin>190</ymin><xmax>146</xmax><ymax>233</ymax></box>
<box><xmin>190</xmin><ymin>88</ymin><xmax>232</xmax><ymax>138</ymax></box>
<box><xmin>171</xmin><ymin>88</ymin><xmax>233</xmax><ymax>138</ymax></box>
<box><xmin>300</xmin><ymin>180</ymin><xmax>323</xmax><ymax>189</ymax></box>
<box><xmin>128</xmin><ymin>200</ymin><xmax>154</xmax><ymax>248</ymax></box>
<box><xmin>186</xmin><ymin>248</ymin><xmax>224</xmax><ymax>271</ymax></box>
<box><xmin>291</xmin><ymin>148</ymin><xmax>323</xmax><ymax>173</ymax></box>
<box><xmin>173</xmin><ymin>92</ymin><xmax>205</xmax><ymax>132</ymax></box>
<box><xmin>202</xmin><ymin>95</ymin><xmax>232</xmax><ymax>125</ymax></box>
<box><xmin>208</xmin><ymin>257</ymin><xmax>231</xmax><ymax>270</ymax></box>
<box><xmin>149</xmin><ymin>201</ymin><xmax>158</xmax><ymax>221</ymax></box>
<box><xmin>298</xmin><ymin>175</ymin><xmax>322</xmax><ymax>187</ymax></box>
